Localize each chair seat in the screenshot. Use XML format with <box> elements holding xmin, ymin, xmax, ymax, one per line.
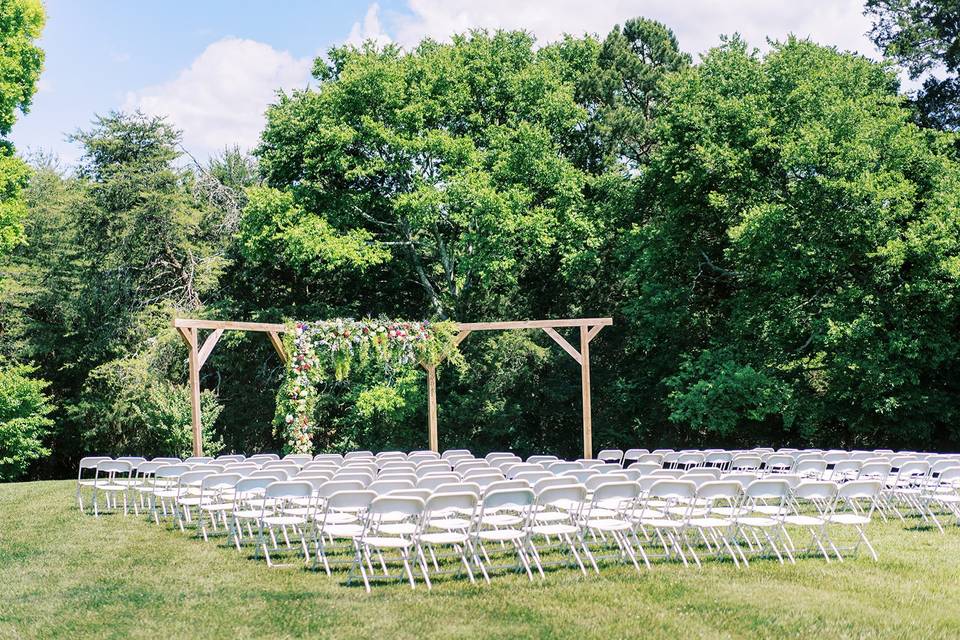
<box><xmin>419</xmin><ymin>531</ymin><xmax>469</xmax><ymax>545</ymax></box>
<box><xmin>782</xmin><ymin>515</ymin><xmax>824</xmax><ymax>526</ymax></box>
<box><xmin>736</xmin><ymin>516</ymin><xmax>778</xmax><ymax>527</ymax></box>
<box><xmin>428</xmin><ymin>517</ymin><xmax>471</xmax><ymax>530</ymax></box>
<box><xmin>200</xmin><ymin>502</ymin><xmax>234</xmax><ymax>512</ymax></box>
<box><xmin>321</xmin><ymin>523</ymin><xmax>364</xmax><ymax>538</ymax></box>
<box><xmin>95</xmin><ymin>484</ymin><xmax>127</xmax><ymax>492</ymax></box>
<box><xmin>639</xmin><ymin>518</ymin><xmax>685</xmax><ymax>528</ymax></box>
<box><xmin>361</xmin><ymin>536</ymin><xmax>414</xmax><ymax>549</ymax></box>
<box><xmin>530</xmin><ymin>523</ymin><xmax>579</xmax><ymax>536</ymax></box>
<box><xmin>316</xmin><ymin>512</ymin><xmax>358</xmax><ymax>525</ymax></box>
<box><xmin>262</xmin><ymin>515</ymin><xmax>306</xmax><ymax>526</ymax></box>
<box><xmin>481</xmin><ymin>514</ymin><xmax>524</xmax><ymax>527</ymax></box>
<box><xmin>533</xmin><ymin>511</ymin><xmax>569</xmax><ymax>523</ymax></box>
<box><xmin>376</xmin><ymin>523</ymin><xmax>417</xmax><ymax>536</ymax></box>
<box><xmin>824</xmin><ymin>514</ymin><xmax>870</xmax><ymax>525</ymax></box>
<box><xmin>477</xmin><ymin>528</ymin><xmax>526</xmax><ymax>542</ymax></box>
<box><xmin>751</xmin><ymin>505</ymin><xmax>786</xmax><ymax>516</ymax></box>
<box><xmin>232</xmin><ymin>509</ymin><xmax>261</xmax><ymax>520</ymax></box>
<box><xmin>690</xmin><ymin>517</ymin><xmax>733</xmax><ymax>528</ymax></box>
<box><xmin>586</xmin><ymin>518</ymin><xmax>632</xmax><ymax>532</ymax></box>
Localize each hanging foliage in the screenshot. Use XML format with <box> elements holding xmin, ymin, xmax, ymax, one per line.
<box><xmin>275</xmin><ymin>318</ymin><xmax>461</xmax><ymax>453</ymax></box>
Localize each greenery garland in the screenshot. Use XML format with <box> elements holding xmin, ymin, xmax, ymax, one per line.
<box><xmin>275</xmin><ymin>318</ymin><xmax>460</xmax><ymax>453</ymax></box>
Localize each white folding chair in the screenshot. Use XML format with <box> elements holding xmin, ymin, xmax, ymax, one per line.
<box><xmin>823</xmin><ymin>480</ymin><xmax>882</xmax><ymax>560</ymax></box>
<box><xmin>352</xmin><ymin>495</ymin><xmax>426</xmax><ymax>592</ymax></box>
<box><xmin>91</xmin><ymin>460</ymin><xmax>134</xmax><ymax>516</ymax></box>
<box><xmin>255</xmin><ymin>481</ymin><xmax>314</xmax><ymax>568</ymax></box>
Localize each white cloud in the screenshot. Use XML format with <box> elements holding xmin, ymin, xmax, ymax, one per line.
<box><xmin>347</xmin><ymin>3</ymin><xmax>393</xmax><ymax>46</ymax></box>
<box><xmin>124</xmin><ymin>37</ymin><xmax>312</xmax><ymax>157</ymax></box>
<box><xmin>381</xmin><ymin>0</ymin><xmax>877</xmax><ymax>58</ymax></box>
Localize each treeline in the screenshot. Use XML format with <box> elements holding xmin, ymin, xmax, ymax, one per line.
<box><xmin>3</xmin><ymin>1</ymin><xmax>960</xmax><ymax>480</ymax></box>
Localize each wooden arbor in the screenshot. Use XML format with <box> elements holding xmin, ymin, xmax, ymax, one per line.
<box><xmin>173</xmin><ymin>316</ymin><xmax>611</xmax><ymax>459</ymax></box>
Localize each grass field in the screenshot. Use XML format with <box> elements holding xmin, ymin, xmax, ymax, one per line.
<box><xmin>2</xmin><ymin>480</ymin><xmax>959</xmax><ymax>639</ymax></box>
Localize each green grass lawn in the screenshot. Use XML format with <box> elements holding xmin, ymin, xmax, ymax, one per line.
<box><xmin>2</xmin><ymin>480</ymin><xmax>959</xmax><ymax>639</ymax></box>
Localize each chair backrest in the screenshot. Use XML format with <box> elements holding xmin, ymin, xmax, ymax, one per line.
<box><xmin>313</xmin><ymin>453</ymin><xmax>344</xmax><ymax>464</ymax></box>
<box><xmin>484</xmin><ymin>479</ymin><xmax>531</xmax><ymax>494</ymax></box>
<box><xmin>344</xmin><ymin>450</ymin><xmax>375</xmax><ymax>460</ymax></box>
<box><xmin>264</xmin><ymin>480</ymin><xmax>313</xmax><ymax>500</ymax></box>
<box><xmin>333</xmin><ymin>472</ymin><xmax>374</xmax><ymax>486</ymax></box>
<box><xmin>561</xmin><ymin>469</ymin><xmax>599</xmax><ymax>484</ymax></box>
<box><xmin>151</xmin><ymin>457</ymin><xmax>183</xmax><ymax>465</ymax></box>
<box><xmin>216</xmin><ymin>454</ymin><xmax>246</xmax><ymax>463</ymax></box>
<box><xmin>454</xmin><ymin>460</ymin><xmax>490</xmax><ymax>473</ymax></box>
<box><xmin>533</xmin><ymin>477</ymin><xmax>576</xmax><ymax>494</ymax></box>
<box><xmin>636</xmin><ymin>453</ymin><xmax>664</xmax><ymax>465</ymax></box>
<box><xmin>441</xmin><ymin>449</ymin><xmax>472</xmax><ymax>460</ymax></box>
<box><xmin>185</xmin><ymin>456</ymin><xmax>214</xmax><ymax>464</ymax></box>
<box><xmin>283</xmin><ymin>454</ymin><xmax>313</xmax><ymax>465</ymax></box>
<box><xmin>504</xmin><ymin>463</ymin><xmax>544</xmax><ymax>479</ymax></box>
<box><xmin>627</xmin><ymin>461</ymin><xmax>661</xmax><ymax>475</ymax></box>
<box><xmin>424</xmin><ymin>491</ymin><xmax>477</xmax><ymax>517</ymax></box>
<box><xmin>78</xmin><ymin>456</ymin><xmax>112</xmax><ymax>475</ymax></box>
<box><xmin>858</xmin><ymin>461</ymin><xmax>892</xmax><ymax>480</ymax></box>
<box><xmin>368</xmin><ymin>479</ymin><xmax>416</xmax><ymax>495</ymax></box>
<box><xmin>415</xmin><ymin>462</ymin><xmax>452</xmax><ymax>477</ymax></box>
<box><xmin>179</xmin><ymin>470</ymin><xmax>216</xmax><ymax>487</ymax></box>
<box><xmin>596</xmin><ymin>449</ymin><xmax>624</xmax><ymax>464</ymax></box>
<box><xmin>704</xmin><ymin>452</ymin><xmax>732</xmax><ymax>465</ymax></box>
<box><xmin>623</xmin><ymin>448</ymin><xmax>649</xmax><ymax>462</ymax></box>
<box><xmin>135</xmin><ymin>461</ymin><xmax>167</xmax><ymax>476</ymax></box>
<box><xmin>468</xmin><ymin>473</ymin><xmax>507</xmax><ymax>490</ymax></box>
<box><xmin>513</xmin><ymin>470</ymin><xmax>553</xmax><ymax>484</ymax></box>
<box><xmin>537</xmin><ymin>484</ymin><xmax>587</xmax><ymax>509</ymax></box>
<box><xmin>793</xmin><ymin>480</ymin><xmax>838</xmax><ymax>503</ymax></box>
<box><xmin>651</xmin><ymin>469</ymin><xmax>684</xmax><ymax>478</ymax></box>
<box><xmin>730</xmin><ymin>455</ymin><xmax>762</xmax><ymax>471</ymax></box>
<box><xmin>836</xmin><ymin>480</ymin><xmax>881</xmax><ymax>509</ymax></box>
<box><xmin>249</xmin><ymin>453</ymin><xmax>280</xmax><ymax>461</ymax></box>
<box><xmin>795</xmin><ymin>460</ymin><xmax>827</xmax><ymax>477</ymax></box>
<box><xmin>367</xmin><ymin>495</ymin><xmax>425</xmax><ymax>525</ymax></box>
<box><xmin>547</xmin><ymin>461</ymin><xmax>582</xmax><ymax>474</ymax></box>
<box><xmin>481</xmin><ymin>487</ymin><xmax>535</xmax><ymax>512</ymax></box>
<box><xmin>648</xmin><ymin>479</ymin><xmax>696</xmax><ymax>501</ymax></box>
<box><xmin>317</xmin><ymin>480</ymin><xmax>367</xmax><ymax>498</ymax></box>
<box><xmin>95</xmin><ymin>460</ymin><xmax>133</xmax><ymax>475</ymax></box>
<box><xmin>234</xmin><ymin>476</ymin><xmax>275</xmax><ymax>497</ymax></box>
<box><xmin>744</xmin><ymin>478</ymin><xmax>791</xmax><ymax>501</ymax></box>
<box><xmin>591</xmin><ymin>480</ymin><xmax>640</xmax><ymax>504</ymax></box>
<box><xmin>585</xmin><ymin>473</ymin><xmax>628</xmax><ymax>491</ymax></box>
<box><xmin>155</xmin><ymin>464</ymin><xmax>191</xmax><ymax>479</ymax></box>
<box><xmin>680</xmin><ymin>473</ymin><xmax>717</xmax><ymax>488</ymax></box>
<box><xmin>249</xmin><ymin>469</ymin><xmax>288</xmax><ymax>481</ymax></box>
<box><xmin>526</xmin><ymin>455</ymin><xmax>559</xmax><ymax>464</ymax></box>
<box><xmin>116</xmin><ymin>456</ymin><xmax>146</xmax><ymax>469</ymax></box>
<box><xmin>321</xmin><ymin>490</ymin><xmax>376</xmax><ymax>517</ymax></box>
<box><xmin>201</xmin><ymin>473</ymin><xmax>242</xmax><ymax>491</ymax></box>
<box><xmin>696</xmin><ymin>480</ymin><xmax>742</xmax><ymax>504</ymax></box>
<box><xmin>765</xmin><ymin>454</ymin><xmax>794</xmax><ymax>470</ymax></box>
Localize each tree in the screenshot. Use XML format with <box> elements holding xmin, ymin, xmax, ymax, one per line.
<box><xmin>866</xmin><ymin>0</ymin><xmax>960</xmax><ymax>130</ymax></box>
<box><xmin>0</xmin><ymin>0</ymin><xmax>44</xmax><ymax>255</ymax></box>
<box><xmin>0</xmin><ymin>363</ymin><xmax>52</xmax><ymax>480</ymax></box>
<box><xmin>256</xmin><ymin>31</ymin><xmax>598</xmax><ymax>321</ymax></box>
<box><xmin>624</xmin><ymin>36</ymin><xmax>960</xmax><ymax>449</ymax></box>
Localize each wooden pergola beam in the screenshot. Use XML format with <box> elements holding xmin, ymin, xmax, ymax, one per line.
<box><xmin>172</xmin><ymin>316</ymin><xmax>611</xmax><ymax>458</ymax></box>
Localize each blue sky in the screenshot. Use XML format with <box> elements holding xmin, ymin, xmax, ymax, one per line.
<box><xmin>10</xmin><ymin>0</ymin><xmax>880</xmax><ymax>164</ymax></box>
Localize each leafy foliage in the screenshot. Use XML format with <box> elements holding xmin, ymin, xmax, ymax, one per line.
<box><xmin>276</xmin><ymin>318</ymin><xmax>460</xmax><ymax>453</ymax></box>
<box><xmin>0</xmin><ymin>363</ymin><xmax>52</xmax><ymax>480</ymax></box>
<box><xmin>625</xmin><ymin>37</ymin><xmax>960</xmax><ymax>448</ymax></box>
<box><xmin>866</xmin><ymin>0</ymin><xmax>960</xmax><ymax>130</ymax></box>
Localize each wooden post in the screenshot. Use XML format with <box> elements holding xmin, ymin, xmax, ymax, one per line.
<box><xmin>580</xmin><ymin>325</ymin><xmax>593</xmax><ymax>459</ymax></box>
<box><xmin>186</xmin><ymin>327</ymin><xmax>203</xmax><ymax>457</ymax></box>
<box><xmin>425</xmin><ymin>363</ymin><xmax>438</xmax><ymax>452</ymax></box>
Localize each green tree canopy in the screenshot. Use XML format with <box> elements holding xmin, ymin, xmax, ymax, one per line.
<box><xmin>626</xmin><ymin>36</ymin><xmax>960</xmax><ymax>448</ymax></box>
<box><xmin>866</xmin><ymin>0</ymin><xmax>960</xmax><ymax>130</ymax></box>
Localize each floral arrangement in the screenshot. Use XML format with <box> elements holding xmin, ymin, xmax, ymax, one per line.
<box><xmin>275</xmin><ymin>318</ymin><xmax>460</xmax><ymax>453</ymax></box>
